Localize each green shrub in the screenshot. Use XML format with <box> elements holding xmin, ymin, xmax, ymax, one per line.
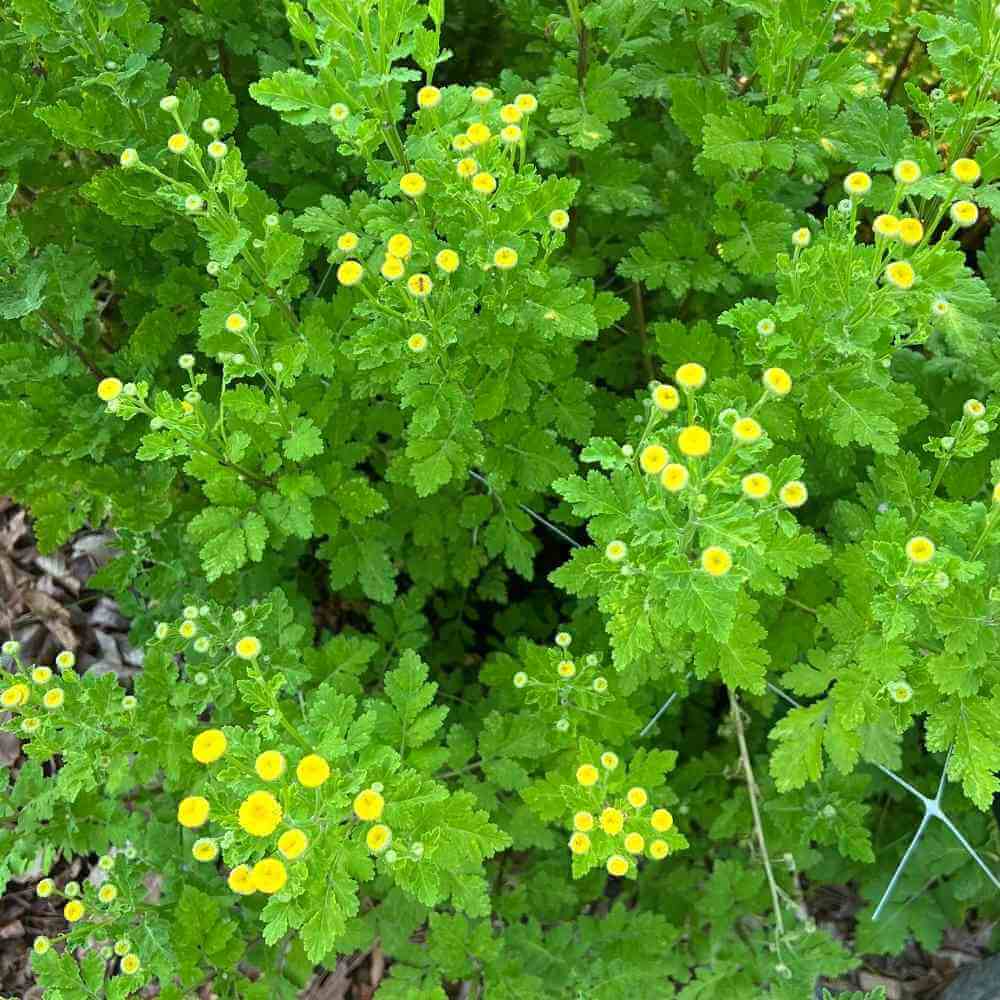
<box><xmin>2</xmin><ymin>0</ymin><xmax>1000</xmax><ymax>996</ymax></box>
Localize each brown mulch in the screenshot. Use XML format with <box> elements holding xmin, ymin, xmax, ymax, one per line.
<box><xmin>0</xmin><ymin>498</ymin><xmax>996</xmax><ymax>998</ymax></box>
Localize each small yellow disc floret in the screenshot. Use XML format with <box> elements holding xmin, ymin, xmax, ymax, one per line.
<box><xmin>227</xmin><ymin>864</ymin><xmax>256</xmax><ymax>895</ymax></box>
<box><xmin>177</xmin><ymin>796</ymin><xmax>210</xmax><ymax>828</ymax></box>
<box><xmin>251</xmin><ymin>858</ymin><xmax>287</xmax><ymax>894</ymax></box>
<box><xmin>649</xmin><ymin>839</ymin><xmax>670</xmax><ymax>860</ymax></box>
<box><xmin>639</xmin><ymin>444</ymin><xmax>669</xmax><ymax>475</ymax></box>
<box><xmin>599</xmin><ymin>808</ymin><xmax>624</xmax><ymax>835</ymax></box>
<box><xmin>238</xmin><ymin>790</ymin><xmax>283</xmax><ymax>837</ymax></box>
<box><xmin>574</xmin><ymin>810</ymin><xmax>594</xmax><ymax>831</ymax></box>
<box><xmin>763</xmin><ymin>367</ymin><xmax>792</xmax><ymax>396</ymax></box>
<box><xmin>898</xmin><ymin>218</ymin><xmax>924</xmax><ymax>246</ymax></box>
<box><xmin>606</xmin><ymin>854</ymin><xmax>629</xmax><ymax>877</ymax></box>
<box><xmin>675</xmin><ymin>362</ymin><xmax>706</xmax><ymax>389</ymax></box>
<box><xmin>576</xmin><ymin>763</ymin><xmax>599</xmax><ymax>786</ymax></box>
<box><xmin>885</xmin><ymin>261</ymin><xmax>915</xmax><ymax>290</ymax></box>
<box><xmin>701</xmin><ymin>546</ymin><xmax>733</xmax><ymax>577</ymax></box>
<box><xmin>652</xmin><ymin>384</ymin><xmax>680</xmax><ymax>412</ymax></box>
<box><xmin>779</xmin><ymin>480</ymin><xmax>808</xmax><ymax>508</ymax></box>
<box><xmin>950</xmin><ymin>158</ymin><xmax>981</xmax><ymax>185</ymax></box>
<box><xmin>367</xmin><ymin>823</ymin><xmax>392</xmax><ymax>852</ymax></box>
<box><xmin>741</xmin><ymin>473</ymin><xmax>772</xmax><ymax>499</ymax></box>
<box><xmin>568</xmin><ymin>832</ymin><xmax>591</xmax><ymax>855</ymax></box>
<box><xmin>626</xmin><ymin>786</ymin><xmax>648</xmax><ymax>809</ymax></box>
<box><xmin>843</xmin><ymin>170</ymin><xmax>872</xmax><ymax>196</ymax></box>
<box><xmin>255</xmin><ymin>750</ymin><xmax>286</xmax><ymax>781</ymax></box>
<box><xmin>399</xmin><ymin>172</ymin><xmax>427</xmax><ymax>197</ymax></box>
<box><xmin>296</xmin><ymin>753</ymin><xmax>331</xmax><ymax>788</ymax></box>
<box><xmin>624</xmin><ymin>832</ymin><xmax>645</xmax><ymax>854</ymax></box>
<box><xmin>234</xmin><ymin>635</ymin><xmax>262</xmax><ymax>659</ymax></box>
<box><xmin>905</xmin><ymin>535</ymin><xmax>935</xmax><ymax>563</ymax></box>
<box><xmin>677</xmin><ymin>425</ymin><xmax>712</xmax><ymax>458</ymax></box>
<box><xmin>354</xmin><ymin>788</ymin><xmax>385</xmax><ymax>821</ymax></box>
<box><xmin>651</xmin><ymin>808</ymin><xmax>674</xmax><ymax>832</ymax></box>
<box><xmin>660</xmin><ymin>463</ymin><xmax>689</xmax><ymax>493</ymax></box>
<box><xmin>387</xmin><ymin>233</ymin><xmax>412</xmax><ymax>259</ymax></box>
<box><xmin>192</xmin><ymin>729</ymin><xmax>227</xmax><ymax>764</ymax></box>
<box><xmin>98</xmin><ymin>377</ymin><xmax>123</xmax><ymax>402</ymax></box>
<box><xmin>277</xmin><ymin>829</ymin><xmax>309</xmax><ymax>860</ymax></box>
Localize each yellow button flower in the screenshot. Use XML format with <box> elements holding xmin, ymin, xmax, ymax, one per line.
<box><xmin>568</xmin><ymin>832</ymin><xmax>591</xmax><ymax>855</ymax></box>
<box><xmin>227</xmin><ymin>864</ymin><xmax>256</xmax><ymax>895</ymax></box>
<box><xmin>98</xmin><ymin>884</ymin><xmax>118</xmax><ymax>904</ymax></box>
<box><xmin>255</xmin><ymin>750</ymin><xmax>286</xmax><ymax>781</ymax></box>
<box><xmin>471</xmin><ymin>171</ymin><xmax>496</xmax><ymax>194</ymax></box>
<box><xmin>251</xmin><ymin>858</ymin><xmax>287</xmax><ymax>894</ymax></box>
<box><xmin>456</xmin><ymin>156</ymin><xmax>478</xmax><ymax>178</ymax></box>
<box><xmin>732</xmin><ymin>417</ymin><xmax>763</xmax><ymax>443</ymax></box>
<box><xmin>652</xmin><ymin>383</ymin><xmax>679</xmax><ymax>412</ymax></box>
<box><xmin>277</xmin><ymin>829</ymin><xmax>309</xmax><ymax>860</ymax></box>
<box><xmin>701</xmin><ymin>546</ymin><xmax>733</xmax><ymax>577</ymax></box>
<box><xmin>626</xmin><ymin>787</ymin><xmax>648</xmax><ymax>809</ymax></box>
<box><xmin>791</xmin><ymin>227</ymin><xmax>811</xmax><ymax>248</ymax></box>
<box><xmin>337</xmin><ymin>231</ymin><xmax>359</xmax><ymax>252</ymax></box>
<box><xmin>407</xmin><ymin>273</ymin><xmax>433</xmax><ymax>298</ymax></box>
<box><xmin>649</xmin><ymin>838</ymin><xmax>670</xmax><ymax>860</ymax></box>
<box><xmin>121</xmin><ymin>954</ymin><xmax>141</xmax><ymax>975</ymax></box>
<box><xmin>905</xmin><ymin>535</ymin><xmax>935</xmax><ymax>563</ymax></box>
<box><xmin>741</xmin><ymin>473</ymin><xmax>772</xmax><ymax>499</ymax></box>
<box><xmin>471</xmin><ymin>86</ymin><xmax>494</xmax><ymax>105</ymax></box>
<box><xmin>436</xmin><ymin>249</ymin><xmax>460</xmax><ymax>273</ymax></box>
<box><xmin>843</xmin><ymin>170</ymin><xmax>871</xmax><ymax>196</ymax></box>
<box><xmin>493</xmin><ymin>246</ymin><xmax>518</xmax><ymax>270</ymax></box>
<box><xmin>893</xmin><ymin>159</ymin><xmax>921</xmax><ymax>184</ymax></box>
<box><xmin>651</xmin><ymin>808</ymin><xmax>674</xmax><ymax>832</ymax></box>
<box><xmin>600</xmin><ymin>751</ymin><xmax>619</xmax><ymax>770</ymax></box>
<box><xmin>605</xmin><ymin>540</ymin><xmax>627</xmax><ymax>562</ymax></box>
<box><xmin>399</xmin><ymin>172</ymin><xmax>427</xmax><ymax>197</ymax></box>
<box><xmin>624</xmin><ymin>832</ymin><xmax>645</xmax><ymax>854</ymax></box>
<box><xmin>639</xmin><ymin>444</ymin><xmax>668</xmax><ymax>475</ymax></box>
<box><xmin>500</xmin><ymin>104</ymin><xmax>523</xmax><ymax>124</ymax></box>
<box><xmin>367</xmin><ymin>823</ymin><xmax>392</xmax><ymax>852</ymax></box>
<box><xmin>873</xmin><ymin>214</ymin><xmax>899</xmax><ymax>238</ymax></box>
<box><xmin>1</xmin><ymin>684</ymin><xmax>29</xmax><ymax>709</ymax></box>
<box><xmin>606</xmin><ymin>855</ymin><xmax>629</xmax><ymax>877</ymax></box>
<box><xmin>329</xmin><ymin>103</ymin><xmax>349</xmax><ymax>122</ymax></box>
<box><xmin>31</xmin><ymin>666</ymin><xmax>50</xmax><ymax>684</ymax></box>
<box><xmin>548</xmin><ymin>209</ymin><xmax>570</xmax><ymax>231</ymax></box>
<box><xmin>452</xmin><ymin>134</ymin><xmax>472</xmax><ymax>152</ymax></box>
<box><xmin>234</xmin><ymin>635</ymin><xmax>261</xmax><ymax>659</ymax></box>
<box><xmin>762</xmin><ymin>367</ymin><xmax>792</xmax><ymax>396</ymax></box>
<box><xmin>408</xmin><ymin>333</ymin><xmax>428</xmax><ymax>353</ymax></box>
<box><xmin>660</xmin><ymin>463</ymin><xmax>689</xmax><ymax>493</ymax></box>
<box><xmin>387</xmin><ymin>233</ymin><xmax>412</xmax><ymax>259</ymax></box>
<box><xmin>43</xmin><ymin>687</ymin><xmax>64</xmax><ymax>710</ymax></box>
<box><xmin>898</xmin><ymin>217</ymin><xmax>924</xmax><ymax>246</ymax></box>
<box><xmin>337</xmin><ymin>260</ymin><xmax>365</xmax><ymax>286</ymax></box>
<box><xmin>675</xmin><ymin>362</ymin><xmax>706</xmax><ymax>389</ymax></box>
<box><xmin>500</xmin><ymin>125</ymin><xmax>522</xmax><ymax>144</ymax></box>
<box><xmin>192</xmin><ymin>728</ymin><xmax>227</xmax><ymax>764</ymax></box>
<box><xmin>238</xmin><ymin>790</ymin><xmax>283</xmax><ymax>837</ymax></box>
<box><xmin>97</xmin><ymin>377</ymin><xmax>123</xmax><ymax>402</ymax></box>
<box><xmin>950</xmin><ymin>158</ymin><xmax>981</xmax><ymax>184</ymax></box>
<box><xmin>381</xmin><ymin>254</ymin><xmax>406</xmax><ymax>281</ymax></box>
<box><xmin>417</xmin><ymin>85</ymin><xmax>441</xmax><ymax>109</ymax></box>
<box><xmin>950</xmin><ymin>200</ymin><xmax>978</xmax><ymax>227</ymax></box>
<box><xmin>354</xmin><ymin>787</ymin><xmax>385</xmax><ymax>821</ymax></box>
<box><xmin>167</xmin><ymin>133</ymin><xmax>190</xmax><ymax>154</ymax></box>
<box><xmin>192</xmin><ymin>837</ymin><xmax>218</xmax><ymax>862</ymax></box>
<box><xmin>576</xmin><ymin>763</ymin><xmax>599</xmax><ymax>786</ymax></box>
<box><xmin>779</xmin><ymin>480</ymin><xmax>808</xmax><ymax>508</ymax></box>
<box><xmin>557</xmin><ymin>659</ymin><xmax>576</xmax><ymax>678</ymax></box>
<box><xmin>574</xmin><ymin>810</ymin><xmax>594</xmax><ymax>832</ymax></box>
<box><xmin>599</xmin><ymin>808</ymin><xmax>624</xmax><ymax>835</ymax></box>
<box><xmin>64</xmin><ymin>900</ymin><xmax>86</xmax><ymax>922</ymax></box>
<box><xmin>677</xmin><ymin>425</ymin><xmax>712</xmax><ymax>457</ymax></box>
<box><xmin>177</xmin><ymin>796</ymin><xmax>210</xmax><ymax>828</ymax></box>
<box><xmin>885</xmin><ymin>260</ymin><xmax>915</xmax><ymax>289</ymax></box>
<box><xmin>514</xmin><ymin>93</ymin><xmax>538</xmax><ymax>114</ymax></box>
<box><xmin>466</xmin><ymin>122</ymin><xmax>491</xmax><ymax>145</ymax></box>
<box><xmin>225</xmin><ymin>312</ymin><xmax>248</xmax><ymax>333</ymax></box>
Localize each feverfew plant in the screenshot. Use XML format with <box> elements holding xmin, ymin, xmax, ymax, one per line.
<box><xmin>2</xmin><ymin>0</ymin><xmax>1000</xmax><ymax>997</ymax></box>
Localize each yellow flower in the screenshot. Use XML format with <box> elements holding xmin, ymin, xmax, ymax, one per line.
<box><xmin>500</xmin><ymin>103</ymin><xmax>523</xmax><ymax>124</ymax></box>
<box><xmin>36</xmin><ymin>879</ymin><xmax>54</xmax><ymax>898</ymax></box>
<box><xmin>650</xmin><ymin>808</ymin><xmax>673</xmax><ymax>832</ymax></box>
<box><xmin>98</xmin><ymin>884</ymin><xmax>118</xmax><ymax>904</ymax></box>
<box><xmin>950</xmin><ymin>200</ymin><xmax>978</xmax><ymax>227</ymax></box>
<box><xmin>639</xmin><ymin>444</ymin><xmax>668</xmax><ymax>475</ymax></box>
<box><xmin>779</xmin><ymin>480</ymin><xmax>808</xmax><ymax>508</ymax></box>
<box><xmin>557</xmin><ymin>659</ymin><xmax>576</xmax><ymax>678</ymax></box>
<box><xmin>606</xmin><ymin>854</ymin><xmax>629</xmax><ymax>877</ymax></box>
<box><xmin>898</xmin><ymin>217</ymin><xmax>924</xmax><ymax>246</ymax></box>
<box><xmin>888</xmin><ymin>680</ymin><xmax>913</xmax><ymax>703</ymax></box>
<box><xmin>600</xmin><ymin>751</ymin><xmax>619</xmax><ymax>770</ymax></box>
<box><xmin>354</xmin><ymin>787</ymin><xmax>385</xmax><ymax>821</ymax></box>
<box><xmin>1</xmin><ymin>683</ymin><xmax>29</xmax><ymax>708</ymax></box>
<box><xmin>227</xmin><ymin>864</ymin><xmax>256</xmax><ymax>895</ymax></box>
<box><xmin>569</xmin><ymin>832</ymin><xmax>591</xmax><ymax>855</ymax></box>
<box><xmin>407</xmin><ymin>273</ymin><xmax>433</xmax><ymax>298</ymax></box>
<box><xmin>843</xmin><ymin>170</ymin><xmax>871</xmax><ymax>196</ymax></box>
<box><xmin>234</xmin><ymin>635</ymin><xmax>262</xmax><ymax>659</ymax></box>
<box><xmin>677</xmin><ymin>425</ymin><xmax>712</xmax><ymax>458</ymax></box>
<box><xmin>626</xmin><ymin>786</ymin><xmax>648</xmax><ymax>809</ymax></box>
<box><xmin>120</xmin><ymin>148</ymin><xmax>139</xmax><ymax>168</ymax></box>
<box><xmin>762</xmin><ymin>367</ymin><xmax>792</xmax><ymax>396</ymax></box>
<box><xmin>466</xmin><ymin>122</ymin><xmax>492</xmax><ymax>145</ymax></box>
<box><xmin>42</xmin><ymin>688</ymin><xmax>64</xmax><ymax>709</ymax></box>
<box><xmin>576</xmin><ymin>763</ymin><xmax>599</xmax><ymax>786</ymax></box>
<box><xmin>652</xmin><ymin>383</ymin><xmax>680</xmax><ymax>412</ymax></box>
<box><xmin>192</xmin><ymin>837</ymin><xmax>218</xmax><ymax>862</ymax></box>
<box><xmin>471</xmin><ymin>86</ymin><xmax>494</xmax><ymax>105</ymax></box>
<box><xmin>55</xmin><ymin>651</ymin><xmax>75</xmax><ymax>670</ymax></box>
<box><xmin>277</xmin><ymin>828</ymin><xmax>309</xmax><ymax>860</ymax></box>
<box><xmin>417</xmin><ymin>85</ymin><xmax>441</xmax><ymax>109</ymax></box>
<box><xmin>893</xmin><ymin>159</ymin><xmax>921</xmax><ymax>184</ymax></box>
<box><xmin>732</xmin><ymin>417</ymin><xmax>763</xmax><ymax>443</ymax></box>
<box><xmin>500</xmin><ymin>125</ymin><xmax>522</xmax><ymax>144</ymax></box>
<box><xmin>873</xmin><ymin>214</ymin><xmax>900</xmax><ymax>238</ymax></box>
<box><xmin>121</xmin><ymin>954</ymin><xmax>141</xmax><ymax>975</ymax></box>
<box><xmin>456</xmin><ymin>156</ymin><xmax>478</xmax><ymax>178</ymax></box>
<box><xmin>605</xmin><ymin>539</ymin><xmax>628</xmax><ymax>562</ymax></box>
<box><xmin>600</xmin><ymin>808</ymin><xmax>624</xmax><ymax>835</ymax></box>
<box><xmin>192</xmin><ymin>728</ymin><xmax>227</xmax><ymax>764</ymax></box>
<box><xmin>757</xmin><ymin>318</ymin><xmax>776</xmax><ymax>336</ymax></box>
<box><xmin>64</xmin><ymin>900</ymin><xmax>86</xmax><ymax>922</ymax></box>
<box><xmin>179</xmin><ymin>620</ymin><xmax>197</xmax><ymax>639</ymax></box>
<box><xmin>207</xmin><ymin>140</ymin><xmax>227</xmax><ymax>160</ymax></box>
<box><xmin>932</xmin><ymin>298</ymin><xmax>950</xmax><ymax>317</ymax></box>
<box><xmin>452</xmin><ymin>134</ymin><xmax>472</xmax><ymax>152</ymax></box>
<box><xmin>514</xmin><ymin>93</ymin><xmax>538</xmax><ymax>114</ymax></box>
<box><xmin>950</xmin><ymin>158</ymin><xmax>981</xmax><ymax>184</ymax></box>
<box><xmin>493</xmin><ymin>246</ymin><xmax>518</xmax><ymax>270</ymax></box>
<box><xmin>624</xmin><ymin>832</ymin><xmax>645</xmax><ymax>854</ymax></box>
<box><xmin>964</xmin><ymin>398</ymin><xmax>986</xmax><ymax>418</ymax></box>
<box><xmin>905</xmin><ymin>535</ymin><xmax>935</xmax><ymax>563</ymax></box>
<box><xmin>247</xmin><ymin>859</ymin><xmax>286</xmax><ymax>894</ymax></box>
<box><xmin>367</xmin><ymin>823</ymin><xmax>392</xmax><ymax>852</ymax></box>
<box><xmin>472</xmin><ymin>171</ymin><xmax>497</xmax><ymax>194</ymax></box>
<box><xmin>885</xmin><ymin>260</ymin><xmax>915</xmax><ymax>289</ymax></box>
<box><xmin>574</xmin><ymin>810</ymin><xmax>594</xmax><ymax>832</ymax></box>
<box><xmin>255</xmin><ymin>750</ymin><xmax>286</xmax><ymax>781</ymax></box>
<box><xmin>167</xmin><ymin>132</ymin><xmax>190</xmax><ymax>154</ymax></box>
<box><xmin>675</xmin><ymin>362</ymin><xmax>706</xmax><ymax>390</ymax></box>
<box><xmin>225</xmin><ymin>312</ymin><xmax>248</xmax><ymax>333</ymax></box>
<box><xmin>660</xmin><ymin>463</ymin><xmax>689</xmax><ymax>493</ymax></box>
<box><xmin>33</xmin><ymin>936</ymin><xmax>50</xmax><ymax>955</ymax></box>
<box><xmin>97</xmin><ymin>377</ymin><xmax>123</xmax><ymax>402</ymax></box>
<box><xmin>741</xmin><ymin>473</ymin><xmax>772</xmax><ymax>499</ymax></box>
<box><xmin>297</xmin><ymin>753</ymin><xmax>330</xmax><ymax>788</ymax></box>
<box><xmin>701</xmin><ymin>546</ymin><xmax>732</xmax><ymax>577</ymax></box>
<box><xmin>399</xmin><ymin>172</ymin><xmax>427</xmax><ymax>197</ymax></box>
<box><xmin>381</xmin><ymin>254</ymin><xmax>406</xmax><ymax>281</ymax></box>
<box><xmin>238</xmin><ymin>790</ymin><xmax>283</xmax><ymax>837</ymax></box>
<box><xmin>408</xmin><ymin>333</ymin><xmax>428</xmax><ymax>353</ymax></box>
<box><xmin>649</xmin><ymin>838</ymin><xmax>670</xmax><ymax>860</ymax></box>
<box><xmin>334</xmin><ymin>259</ymin><xmax>364</xmax><ymax>287</ymax></box>
<box><xmin>385</xmin><ymin>234</ymin><xmax>411</xmax><ymax>260</ymax></box>
<box><xmin>436</xmin><ymin>249</ymin><xmax>460</xmax><ymax>273</ymax></box>
<box><xmin>791</xmin><ymin>227</ymin><xmax>811</xmax><ymax>248</ymax></box>
<box><xmin>548</xmin><ymin>209</ymin><xmax>570</xmax><ymax>231</ymax></box>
